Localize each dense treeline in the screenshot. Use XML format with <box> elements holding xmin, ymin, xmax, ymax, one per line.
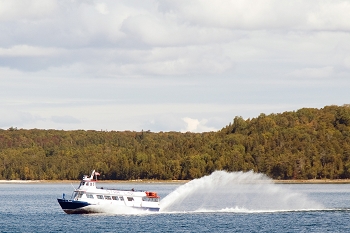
<box><xmin>1</xmin><ymin>105</ymin><xmax>350</xmax><ymax>180</ymax></box>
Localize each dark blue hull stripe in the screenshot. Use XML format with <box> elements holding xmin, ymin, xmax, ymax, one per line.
<box><xmin>57</xmin><ymin>199</ymin><xmax>90</xmax><ymax>210</ymax></box>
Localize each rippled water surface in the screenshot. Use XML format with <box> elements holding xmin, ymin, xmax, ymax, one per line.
<box><xmin>1</xmin><ymin>172</ymin><xmax>350</xmax><ymax>232</ymax></box>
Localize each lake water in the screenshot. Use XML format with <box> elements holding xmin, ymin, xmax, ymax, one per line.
<box><xmin>1</xmin><ymin>171</ymin><xmax>350</xmax><ymax>232</ymax></box>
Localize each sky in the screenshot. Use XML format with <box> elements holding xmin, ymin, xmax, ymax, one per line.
<box><xmin>1</xmin><ymin>0</ymin><xmax>349</xmax><ymax>133</ymax></box>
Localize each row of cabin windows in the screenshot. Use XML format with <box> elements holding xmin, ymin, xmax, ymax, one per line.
<box><xmin>84</xmin><ymin>194</ymin><xmax>127</xmax><ymax>201</ymax></box>
<box><xmin>76</xmin><ymin>193</ymin><xmax>158</xmax><ymax>202</ymax></box>
<box><xmin>80</xmin><ymin>182</ymin><xmax>95</xmax><ymax>187</ymax></box>
<box><xmin>142</xmin><ymin>197</ymin><xmax>160</xmax><ymax>202</ymax></box>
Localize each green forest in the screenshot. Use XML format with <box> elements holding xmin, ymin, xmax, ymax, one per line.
<box><xmin>1</xmin><ymin>104</ymin><xmax>350</xmax><ymax>181</ymax></box>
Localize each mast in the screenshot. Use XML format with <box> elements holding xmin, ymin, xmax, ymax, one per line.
<box><xmin>90</xmin><ymin>170</ymin><xmax>95</xmax><ymax>179</ymax></box>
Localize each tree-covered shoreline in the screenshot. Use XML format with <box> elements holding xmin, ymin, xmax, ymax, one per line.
<box><xmin>1</xmin><ymin>105</ymin><xmax>349</xmax><ymax>180</ymax></box>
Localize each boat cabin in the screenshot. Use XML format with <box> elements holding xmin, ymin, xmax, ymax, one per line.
<box><xmin>77</xmin><ymin>175</ymin><xmax>97</xmax><ymax>190</ymax></box>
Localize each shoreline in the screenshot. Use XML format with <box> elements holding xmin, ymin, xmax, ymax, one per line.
<box><xmin>1</xmin><ymin>179</ymin><xmax>350</xmax><ymax>184</ymax></box>
<box><xmin>273</xmin><ymin>179</ymin><xmax>350</xmax><ymax>184</ymax></box>
<box><xmin>0</xmin><ymin>179</ymin><xmax>188</xmax><ymax>184</ymax></box>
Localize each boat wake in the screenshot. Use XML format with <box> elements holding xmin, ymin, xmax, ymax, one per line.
<box><xmin>84</xmin><ymin>205</ymin><xmax>157</xmax><ymax>215</ymax></box>
<box><xmin>85</xmin><ymin>206</ymin><xmax>350</xmax><ymax>216</ymax></box>
<box><xmin>159</xmin><ymin>207</ymin><xmax>350</xmax><ymax>214</ymax></box>
<box><xmin>159</xmin><ymin>170</ymin><xmax>324</xmax><ymax>213</ymax></box>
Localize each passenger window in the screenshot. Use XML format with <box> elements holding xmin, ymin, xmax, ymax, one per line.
<box><xmin>119</xmin><ymin>196</ymin><xmax>124</xmax><ymax>201</ymax></box>
<box><xmin>112</xmin><ymin>196</ymin><xmax>119</xmax><ymax>200</ymax></box>
<box><xmin>97</xmin><ymin>195</ymin><xmax>104</xmax><ymax>199</ymax></box>
<box><xmin>104</xmin><ymin>196</ymin><xmax>112</xmax><ymax>200</ymax></box>
<box><xmin>127</xmin><ymin>197</ymin><xmax>134</xmax><ymax>201</ymax></box>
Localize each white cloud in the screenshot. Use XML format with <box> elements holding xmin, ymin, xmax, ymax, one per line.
<box><xmin>0</xmin><ymin>0</ymin><xmax>58</xmax><ymax>22</ymax></box>
<box><xmin>289</xmin><ymin>66</ymin><xmax>334</xmax><ymax>79</ymax></box>
<box><xmin>0</xmin><ymin>109</ymin><xmax>42</xmax><ymax>128</ymax></box>
<box><xmin>95</xmin><ymin>3</ymin><xmax>109</xmax><ymax>15</ymax></box>
<box><xmin>344</xmin><ymin>57</ymin><xmax>350</xmax><ymax>69</ymax></box>
<box><xmin>0</xmin><ymin>45</ymin><xmax>66</xmax><ymax>57</ymax></box>
<box><xmin>181</xmin><ymin>117</ymin><xmax>217</xmax><ymax>133</ymax></box>
<box><xmin>51</xmin><ymin>115</ymin><xmax>81</xmax><ymax>124</ymax></box>
<box><xmin>158</xmin><ymin>0</ymin><xmax>350</xmax><ymax>31</ymax></box>
<box><xmin>306</xmin><ymin>1</ymin><xmax>350</xmax><ymax>31</ymax></box>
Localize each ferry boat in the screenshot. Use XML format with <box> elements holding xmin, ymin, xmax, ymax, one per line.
<box><xmin>57</xmin><ymin>170</ymin><xmax>160</xmax><ymax>214</ymax></box>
